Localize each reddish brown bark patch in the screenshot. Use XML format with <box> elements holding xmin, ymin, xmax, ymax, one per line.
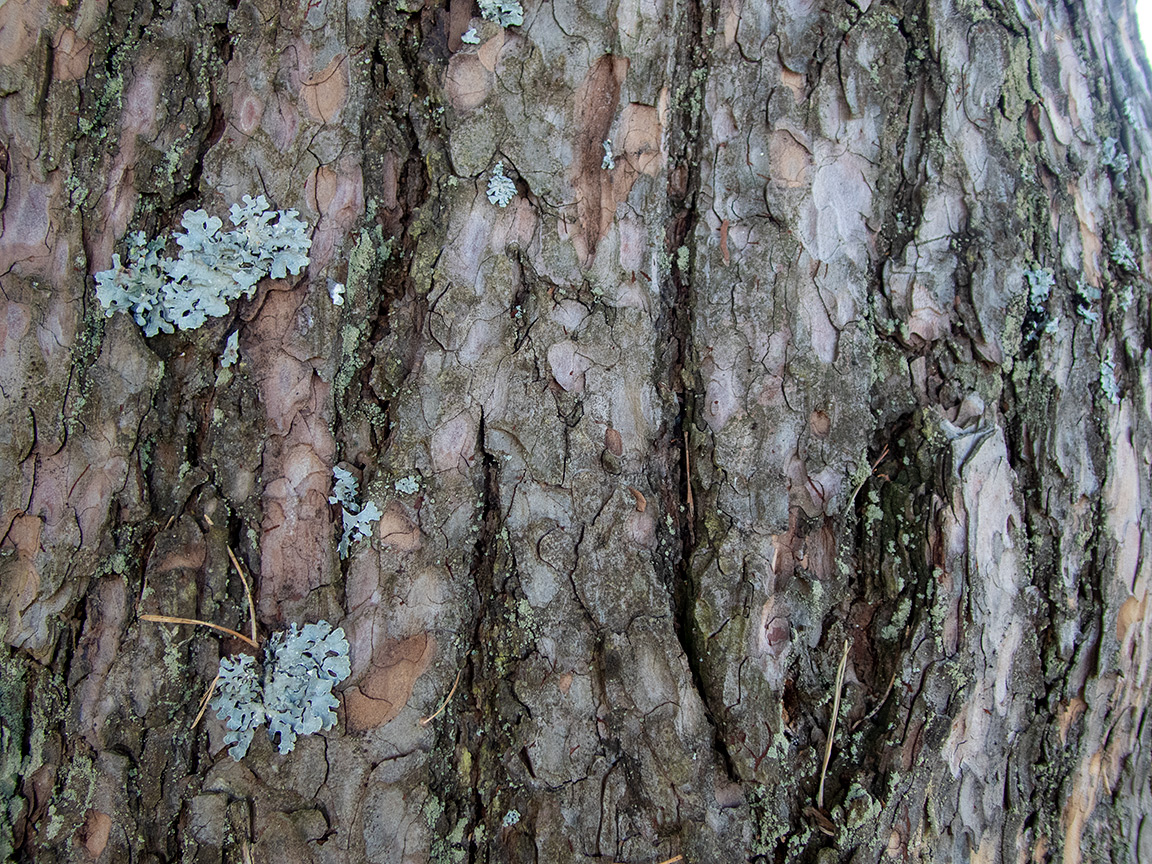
<box><xmin>571</xmin><ymin>55</ymin><xmax>628</xmax><ymax>263</ymax></box>
<box><xmin>246</xmin><ymin>285</ymin><xmax>337</xmax><ymax>623</ymax></box>
<box><xmin>300</xmin><ymin>54</ymin><xmax>349</xmax><ymax>124</ymax></box>
<box><xmin>377</xmin><ymin>501</ymin><xmax>421</xmax><ymax>552</ymax></box>
<box><xmin>448</xmin><ymin>0</ymin><xmax>473</xmax><ymax>52</ymax></box>
<box><xmin>344</xmin><ymin>633</ymin><xmax>435</xmax><ymax>731</ymax></box>
<box><xmin>78</xmin><ymin>809</ymin><xmax>111</xmax><ymax>857</ymax></box>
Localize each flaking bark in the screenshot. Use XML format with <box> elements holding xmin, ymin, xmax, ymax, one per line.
<box><xmin>0</xmin><ymin>0</ymin><xmax>1151</xmax><ymax>861</ymax></box>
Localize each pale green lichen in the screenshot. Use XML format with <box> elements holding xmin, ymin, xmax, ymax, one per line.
<box><xmin>1100</xmin><ymin>137</ymin><xmax>1130</xmax><ymax>188</ymax></box>
<box><xmin>1100</xmin><ymin>356</ymin><xmax>1121</xmax><ymax>405</ymax></box>
<box><xmin>394</xmin><ymin>475</ymin><xmax>420</xmax><ymax>494</ymax></box>
<box><xmin>220</xmin><ymin>331</ymin><xmax>240</xmax><ymax>368</ymax></box>
<box><xmin>330</xmin><ymin>467</ymin><xmax>382</xmax><ymax>558</ymax></box>
<box><xmin>487</xmin><ymin>162</ymin><xmax>517</xmax><ymax>207</ymax></box>
<box><xmin>1110</xmin><ymin>238</ymin><xmax>1139</xmax><ymax>273</ymax></box>
<box><xmin>479</xmin><ymin>0</ymin><xmax>523</xmax><ymax>26</ymax></box>
<box><xmin>210</xmin><ymin>621</ymin><xmax>351</xmax><ymax>760</ymax></box>
<box><xmin>95</xmin><ymin>196</ymin><xmax>311</xmax><ymax>337</ymax></box>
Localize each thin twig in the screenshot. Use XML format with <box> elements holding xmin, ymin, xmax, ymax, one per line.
<box><xmin>847</xmin><ymin>445</ymin><xmax>890</xmax><ymax>510</ymax></box>
<box><xmin>420</xmin><ymin>669</ymin><xmax>463</xmax><ymax>726</ymax></box>
<box><xmin>193</xmin><ymin>671</ymin><xmax>220</xmax><ymax>728</ymax></box>
<box><xmin>817</xmin><ymin>638</ymin><xmax>850</xmax><ymax>811</ymax></box>
<box><xmin>226</xmin><ymin>546</ymin><xmax>258</xmax><ymax>645</ymax></box>
<box><xmin>683</xmin><ymin>429</ymin><xmax>694</xmax><ymax>519</ymax></box>
<box><xmin>140</xmin><ymin>614</ymin><xmax>258</xmax><ymax>648</ymax></box>
<box><xmin>852</xmin><ymin>669</ymin><xmax>898</xmax><ymax>732</ymax></box>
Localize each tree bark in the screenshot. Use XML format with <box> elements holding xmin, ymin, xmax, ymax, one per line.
<box><xmin>1</xmin><ymin>0</ymin><xmax>1151</xmax><ymax>860</ymax></box>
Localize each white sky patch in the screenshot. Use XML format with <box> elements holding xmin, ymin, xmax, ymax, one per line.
<box><xmin>1139</xmin><ymin>0</ymin><xmax>1152</xmax><ymax>57</ymax></box>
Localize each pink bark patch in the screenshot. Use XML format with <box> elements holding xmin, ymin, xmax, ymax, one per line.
<box><xmin>446</xmin><ymin>53</ymin><xmax>491</xmax><ymax>111</ymax></box>
<box><xmin>626</xmin><ymin>510</ymin><xmax>656</xmax><ymax>550</ymax></box>
<box><xmin>301</xmin><ymin>53</ymin><xmax>349</xmax><ymax>124</ymax></box>
<box><xmin>702</xmin><ymin>365</ymin><xmax>740</xmax><ymax>432</ymax></box>
<box><xmin>0</xmin><ymin>158</ymin><xmax>57</xmax><ymax>275</ymax></box>
<box><xmin>305</xmin><ymin>161</ymin><xmax>365</xmax><ymax>271</ymax></box>
<box><xmin>236</xmin><ymin>94</ymin><xmax>265</xmax><ymax>136</ymax></box>
<box><xmin>51</xmin><ymin>28</ymin><xmax>92</xmax><ymax>80</ymax></box>
<box><xmin>769</xmin><ymin>129</ymin><xmax>812</xmax><ymax>188</ymax></box>
<box><xmin>378</xmin><ymin>501</ymin><xmax>421</xmax><ymax>552</ymax></box>
<box><xmin>247</xmin><ymin>288</ymin><xmax>336</xmax><ymax>622</ymax></box>
<box><xmin>431</xmin><ymin>412</ymin><xmax>477</xmax><ymax>473</ymax></box>
<box><xmin>0</xmin><ymin>0</ymin><xmax>48</xmax><ymax>67</ymax></box>
<box><xmin>261</xmin><ymin>93</ymin><xmax>300</xmax><ymax>152</ymax></box>
<box><xmin>547</xmin><ymin>340</ymin><xmax>592</xmax><ymax>393</ymax></box>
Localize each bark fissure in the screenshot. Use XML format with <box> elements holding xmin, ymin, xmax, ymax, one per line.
<box><xmin>658</xmin><ymin>0</ymin><xmax>744</xmax><ymax>794</ymax></box>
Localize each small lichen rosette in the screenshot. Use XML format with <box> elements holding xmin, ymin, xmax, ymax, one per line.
<box><xmin>486</xmin><ymin>162</ymin><xmax>516</xmax><ymax>208</ymax></box>
<box><xmin>330</xmin><ymin>466</ymin><xmax>382</xmax><ymax>559</ymax></box>
<box><xmin>479</xmin><ymin>0</ymin><xmax>523</xmax><ymax>26</ymax></box>
<box><xmin>209</xmin><ymin>620</ymin><xmax>350</xmax><ymax>760</ymax></box>
<box><xmin>95</xmin><ymin>195</ymin><xmax>311</xmax><ymax>337</ymax></box>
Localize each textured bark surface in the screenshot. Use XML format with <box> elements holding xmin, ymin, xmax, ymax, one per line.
<box><xmin>1</xmin><ymin>0</ymin><xmax>1152</xmax><ymax>860</ymax></box>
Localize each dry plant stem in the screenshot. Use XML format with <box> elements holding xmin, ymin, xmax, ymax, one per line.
<box><xmin>419</xmin><ymin>668</ymin><xmax>463</xmax><ymax>725</ymax></box>
<box><xmin>140</xmin><ymin>614</ymin><xmax>259</xmax><ymax>648</ymax></box>
<box><xmin>817</xmin><ymin>638</ymin><xmax>850</xmax><ymax>811</ymax></box>
<box><xmin>683</xmin><ymin>429</ymin><xmax>694</xmax><ymax>519</ymax></box>
<box><xmin>847</xmin><ymin>444</ymin><xmax>890</xmax><ymax>510</ymax></box>
<box><xmin>193</xmin><ymin>671</ymin><xmax>221</xmax><ymax>728</ymax></box>
<box><xmin>853</xmin><ymin>668</ymin><xmax>898</xmax><ymax>732</ymax></box>
<box><xmin>226</xmin><ymin>546</ymin><xmax>259</xmax><ymax>644</ymax></box>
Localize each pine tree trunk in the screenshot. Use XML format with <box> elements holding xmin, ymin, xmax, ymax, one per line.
<box><xmin>1</xmin><ymin>0</ymin><xmax>1151</xmax><ymax>860</ymax></box>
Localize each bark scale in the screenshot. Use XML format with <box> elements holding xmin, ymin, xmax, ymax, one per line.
<box><xmin>0</xmin><ymin>0</ymin><xmax>1150</xmax><ymax>861</ymax></box>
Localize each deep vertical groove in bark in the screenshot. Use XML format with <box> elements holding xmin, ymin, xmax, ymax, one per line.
<box><xmin>466</xmin><ymin>416</ymin><xmax>501</xmax><ymax>862</ymax></box>
<box><xmin>660</xmin><ymin>0</ymin><xmax>742</xmax><ymax>788</ymax></box>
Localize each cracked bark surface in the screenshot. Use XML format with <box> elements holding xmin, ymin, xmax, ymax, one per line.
<box><xmin>1</xmin><ymin>0</ymin><xmax>1152</xmax><ymax>860</ymax></box>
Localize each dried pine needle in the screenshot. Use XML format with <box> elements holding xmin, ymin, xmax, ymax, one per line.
<box><xmin>226</xmin><ymin>546</ymin><xmax>258</xmax><ymax>645</ymax></box>
<box><xmin>193</xmin><ymin>670</ymin><xmax>221</xmax><ymax>728</ymax></box>
<box><xmin>817</xmin><ymin>638</ymin><xmax>850</xmax><ymax>811</ymax></box>
<box><xmin>140</xmin><ymin>614</ymin><xmax>258</xmax><ymax>648</ymax></box>
<box><xmin>420</xmin><ymin>669</ymin><xmax>463</xmax><ymax>726</ymax></box>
